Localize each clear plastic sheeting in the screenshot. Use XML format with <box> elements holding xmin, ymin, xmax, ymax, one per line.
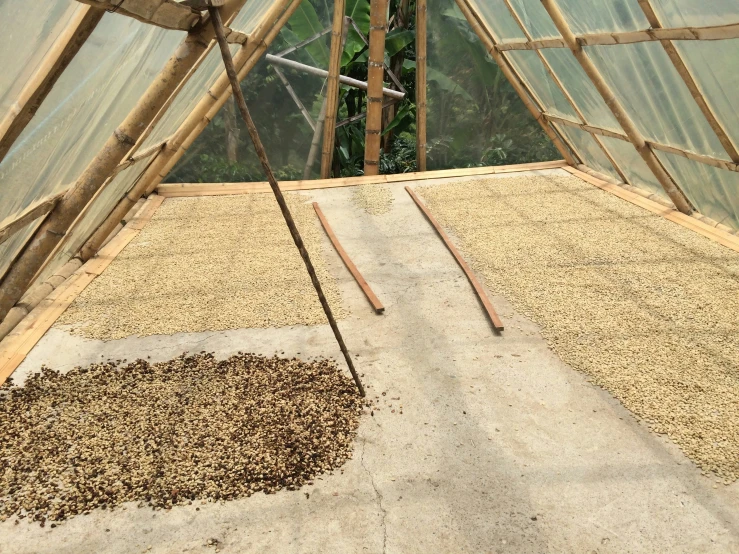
<box><xmin>230</xmin><ymin>0</ymin><xmax>276</xmax><ymax>34</ymax></box>
<box><xmin>424</xmin><ymin>0</ymin><xmax>558</xmax><ymax>170</ymax></box>
<box><xmin>586</xmin><ymin>42</ymin><xmax>728</xmax><ymax>160</ymax></box>
<box><xmin>0</xmin><ymin>219</ymin><xmax>42</xmax><ymax>284</ymax></box>
<box><xmin>540</xmin><ymin>49</ymin><xmax>620</xmax><ymax>131</ymax></box>
<box><xmin>556</xmin><ymin>0</ymin><xmax>649</xmax><ymax>35</ymax></box>
<box><xmin>676</xmin><ymin>40</ymin><xmax>739</xmax><ymax>151</ymax></box>
<box><xmin>598</xmin><ymin>136</ymin><xmax>667</xmax><ymax>200</ymax></box>
<box><xmin>466</xmin><ymin>0</ymin><xmax>526</xmax><ymax>43</ymax></box>
<box><xmin>507</xmin><ymin>0</ymin><xmax>561</xmax><ymax>40</ymax></box>
<box><xmin>505</xmin><ymin>51</ymin><xmax>578</xmax><ymax>120</ymax></box>
<box><xmin>554</xmin><ymin>123</ymin><xmax>620</xmax><ymax>182</ymax></box>
<box><xmin>657</xmin><ymin>151</ymin><xmax>739</xmax><ymax>229</ymax></box>
<box><xmin>0</xmin><ymin>0</ymin><xmax>81</xmax><ymax>119</ymax></box>
<box><xmin>650</xmin><ymin>0</ymin><xmax>739</xmax><ymax>28</ymax></box>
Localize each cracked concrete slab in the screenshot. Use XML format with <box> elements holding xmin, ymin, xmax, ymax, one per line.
<box><xmin>1</xmin><ymin>170</ymin><xmax>738</xmax><ymax>553</ymax></box>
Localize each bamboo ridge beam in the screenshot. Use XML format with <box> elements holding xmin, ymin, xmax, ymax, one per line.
<box><xmin>454</xmin><ymin>0</ymin><xmax>576</xmax><ymax>166</ymax></box>
<box><xmin>363</xmin><ymin>0</ymin><xmax>389</xmax><ymax>176</ymax></box>
<box><xmin>320</xmin><ymin>7</ymin><xmax>348</xmax><ymax>179</ymax></box>
<box><xmin>0</xmin><ymin>6</ymin><xmax>105</xmax><ymax>164</ymax></box>
<box><xmin>75</xmin><ymin>0</ymin><xmax>201</xmax><ymax>31</ymax></box>
<box><xmin>78</xmin><ymin>0</ymin><xmax>302</xmax><ymax>263</ymax></box>
<box><xmin>416</xmin><ymin>0</ymin><xmax>427</xmax><ymax>171</ymax></box>
<box><xmin>265</xmin><ymin>54</ymin><xmax>405</xmax><ymax>100</ymax></box>
<box><xmin>0</xmin><ymin>0</ymin><xmax>250</xmax><ymax>323</ymax></box>
<box><xmin>540</xmin><ymin>0</ymin><xmax>692</xmax><ymax>215</ymax></box>
<box><xmin>494</xmin><ymin>22</ymin><xmax>739</xmax><ymax>51</ymax></box>
<box><xmin>208</xmin><ymin>4</ymin><xmax>365</xmax><ymax>397</ymax></box>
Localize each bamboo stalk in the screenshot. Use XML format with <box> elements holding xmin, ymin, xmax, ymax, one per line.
<box><xmin>78</xmin><ymin>0</ymin><xmax>301</xmax><ymax>262</ymax></box>
<box><xmin>209</xmin><ymin>4</ymin><xmax>365</xmax><ymax>397</ymax></box>
<box><xmin>540</xmin><ymin>0</ymin><xmax>692</xmax><ymax>215</ymax></box>
<box><xmin>454</xmin><ymin>0</ymin><xmax>576</xmax><ymax>166</ymax></box>
<box><xmin>0</xmin><ymin>190</ymin><xmax>68</xmax><ymax>247</ymax></box>
<box><xmin>75</xmin><ymin>0</ymin><xmax>201</xmax><ymax>31</ymax></box>
<box><xmin>416</xmin><ymin>0</ymin><xmax>427</xmax><ymax>171</ymax></box>
<box><xmin>304</xmin><ymin>98</ymin><xmax>328</xmax><ymax>179</ymax></box>
<box><xmin>0</xmin><ymin>6</ymin><xmax>105</xmax><ymax>164</ymax></box>
<box><xmin>363</xmin><ymin>0</ymin><xmax>388</xmax><ymax>176</ymax></box>
<box><xmin>272</xmin><ymin>66</ymin><xmax>316</xmax><ymax>130</ymax></box>
<box><xmin>636</xmin><ymin>0</ymin><xmax>739</xmax><ymax>164</ymax></box>
<box><xmin>0</xmin><ymin>0</ymin><xmax>251</xmax><ymax>322</ymax></box>
<box><xmin>320</xmin><ymin>8</ymin><xmax>349</xmax><ymax>179</ymax></box>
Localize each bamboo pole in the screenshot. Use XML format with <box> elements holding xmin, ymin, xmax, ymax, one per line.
<box><xmin>272</xmin><ymin>66</ymin><xmax>316</xmax><ymax>130</ymax></box>
<box><xmin>0</xmin><ymin>6</ymin><xmax>105</xmax><ymax>164</ymax></box>
<box><xmin>454</xmin><ymin>0</ymin><xmax>576</xmax><ymax>165</ymax></box>
<box><xmin>0</xmin><ymin>190</ymin><xmax>68</xmax><ymax>247</ymax></box>
<box><xmin>303</xmin><ymin>98</ymin><xmax>328</xmax><ymax>179</ymax></box>
<box><xmin>320</xmin><ymin>8</ymin><xmax>348</xmax><ymax>179</ymax></box>
<box><xmin>78</xmin><ymin>0</ymin><xmax>301</xmax><ymax>262</ymax></box>
<box><xmin>0</xmin><ymin>0</ymin><xmax>250</xmax><ymax>322</ymax></box>
<box><xmin>637</xmin><ymin>0</ymin><xmax>739</xmax><ymax>164</ymax></box>
<box><xmin>500</xmin><ymin>0</ymin><xmax>628</xmax><ymax>184</ymax></box>
<box><xmin>539</xmin><ymin>0</ymin><xmax>692</xmax><ymax>215</ymax></box>
<box><xmin>75</xmin><ymin>0</ymin><xmax>201</xmax><ymax>31</ymax></box>
<box><xmin>363</xmin><ymin>0</ymin><xmax>388</xmax><ymax>176</ymax></box>
<box><xmin>416</xmin><ymin>0</ymin><xmax>427</xmax><ymax>171</ymax></box>
<box><xmin>208</xmin><ymin>3</ymin><xmax>365</xmax><ymax>397</ymax></box>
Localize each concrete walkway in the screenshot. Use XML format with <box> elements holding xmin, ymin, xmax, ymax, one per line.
<box><xmin>2</xmin><ymin>170</ymin><xmax>737</xmax><ymax>553</ymax></box>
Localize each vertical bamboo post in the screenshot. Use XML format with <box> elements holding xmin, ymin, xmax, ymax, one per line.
<box><xmin>209</xmin><ymin>4</ymin><xmax>365</xmax><ymax>397</ymax></box>
<box><xmin>637</xmin><ymin>0</ymin><xmax>739</xmax><ymax>163</ymax></box>
<box><xmin>415</xmin><ymin>0</ymin><xmax>427</xmax><ymax>171</ymax></box>
<box><xmin>454</xmin><ymin>0</ymin><xmax>576</xmax><ymax>165</ymax></box>
<box><xmin>0</xmin><ymin>0</ymin><xmax>251</xmax><ymax>321</ymax></box>
<box><xmin>539</xmin><ymin>0</ymin><xmax>693</xmax><ymax>215</ymax></box>
<box><xmin>0</xmin><ymin>6</ymin><xmax>105</xmax><ymax>164</ymax></box>
<box><xmin>78</xmin><ymin>0</ymin><xmax>301</xmax><ymax>262</ymax></box>
<box><xmin>303</xmin><ymin>99</ymin><xmax>328</xmax><ymax>179</ymax></box>
<box><xmin>363</xmin><ymin>0</ymin><xmax>388</xmax><ymax>176</ymax></box>
<box><xmin>320</xmin><ymin>11</ymin><xmax>349</xmax><ymax>179</ymax></box>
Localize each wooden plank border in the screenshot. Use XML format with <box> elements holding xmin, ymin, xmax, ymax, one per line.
<box><xmin>156</xmin><ymin>160</ymin><xmax>569</xmax><ymax>197</ymax></box>
<box><xmin>405</xmin><ymin>186</ymin><xmax>504</xmax><ymax>332</ymax></box>
<box><xmin>313</xmin><ymin>202</ymin><xmax>384</xmax><ymax>314</ymax></box>
<box><xmin>0</xmin><ymin>195</ymin><xmax>165</xmax><ymax>386</ymax></box>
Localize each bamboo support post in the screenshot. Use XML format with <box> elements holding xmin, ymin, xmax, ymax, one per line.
<box><xmin>0</xmin><ymin>6</ymin><xmax>105</xmax><ymax>164</ymax></box>
<box><xmin>454</xmin><ymin>0</ymin><xmax>576</xmax><ymax>166</ymax></box>
<box><xmin>637</xmin><ymin>0</ymin><xmax>739</xmax><ymax>164</ymax></box>
<box><xmin>303</xmin><ymin>98</ymin><xmax>328</xmax><ymax>179</ymax></box>
<box><xmin>363</xmin><ymin>0</ymin><xmax>388</xmax><ymax>176</ymax></box>
<box><xmin>209</xmin><ymin>3</ymin><xmax>365</xmax><ymax>397</ymax></box>
<box><xmin>500</xmin><ymin>0</ymin><xmax>628</xmax><ymax>183</ymax></box>
<box><xmin>540</xmin><ymin>0</ymin><xmax>693</xmax><ymax>215</ymax></box>
<box><xmin>416</xmin><ymin>0</ymin><xmax>427</xmax><ymax>171</ymax></box>
<box><xmin>77</xmin><ymin>0</ymin><xmax>301</xmax><ymax>263</ymax></box>
<box><xmin>0</xmin><ymin>0</ymin><xmax>251</xmax><ymax>322</ymax></box>
<box><xmin>320</xmin><ymin>9</ymin><xmax>348</xmax><ymax>179</ymax></box>
<box><xmin>75</xmin><ymin>0</ymin><xmax>201</xmax><ymax>31</ymax></box>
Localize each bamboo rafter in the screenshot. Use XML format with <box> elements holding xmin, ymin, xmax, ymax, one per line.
<box><xmin>494</xmin><ymin>22</ymin><xmax>739</xmax><ymax>51</ymax></box>
<box><xmin>75</xmin><ymin>0</ymin><xmax>201</xmax><ymax>31</ymax></box>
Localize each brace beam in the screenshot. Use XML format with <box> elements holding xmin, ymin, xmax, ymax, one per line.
<box><xmin>76</xmin><ymin>0</ymin><xmax>201</xmax><ymax>31</ymax></box>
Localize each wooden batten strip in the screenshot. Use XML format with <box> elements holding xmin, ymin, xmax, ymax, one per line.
<box><xmin>405</xmin><ymin>186</ymin><xmax>504</xmax><ymax>332</ymax></box>
<box><xmin>564</xmin><ymin>166</ymin><xmax>739</xmax><ymax>253</ymax></box>
<box><xmin>0</xmin><ymin>195</ymin><xmax>165</xmax><ymax>386</ymax></box>
<box><xmin>313</xmin><ymin>203</ymin><xmax>384</xmax><ymax>314</ymax></box>
<box><xmin>0</xmin><ymin>190</ymin><xmax>68</xmax><ymax>247</ymax></box>
<box><xmin>156</xmin><ymin>160</ymin><xmax>568</xmax><ymax>196</ymax></box>
<box><xmin>416</xmin><ymin>0</ymin><xmax>428</xmax><ymax>172</ymax></box>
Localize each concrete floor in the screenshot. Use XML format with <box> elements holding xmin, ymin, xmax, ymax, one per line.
<box><xmin>2</xmin><ymin>169</ymin><xmax>738</xmax><ymax>553</ymax></box>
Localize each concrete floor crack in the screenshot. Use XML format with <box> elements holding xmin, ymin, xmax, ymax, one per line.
<box><xmin>360</xmin><ymin>438</ymin><xmax>388</xmax><ymax>554</ymax></box>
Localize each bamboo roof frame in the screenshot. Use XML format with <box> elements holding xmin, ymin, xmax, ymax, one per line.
<box><xmin>75</xmin><ymin>0</ymin><xmax>202</xmax><ymax>31</ymax></box>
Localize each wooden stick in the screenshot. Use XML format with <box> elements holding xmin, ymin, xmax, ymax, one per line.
<box><xmin>313</xmin><ymin>202</ymin><xmax>384</xmax><ymax>314</ymax></box>
<box><xmin>405</xmin><ymin>186</ymin><xmax>504</xmax><ymax>332</ymax></box>
<box><xmin>209</xmin><ymin>4</ymin><xmax>365</xmax><ymax>397</ymax></box>
<box><xmin>0</xmin><ymin>190</ymin><xmax>68</xmax><ymax>247</ymax></box>
<box><xmin>0</xmin><ymin>6</ymin><xmax>105</xmax><ymax>164</ymax></box>
<box><xmin>416</xmin><ymin>0</ymin><xmax>428</xmax><ymax>172</ymax></box>
<box><xmin>363</xmin><ymin>0</ymin><xmax>388</xmax><ymax>176</ymax></box>
<box><xmin>636</xmin><ymin>0</ymin><xmax>739</xmax><ymax>164</ymax></box>
<box><xmin>75</xmin><ymin>0</ymin><xmax>201</xmax><ymax>31</ymax></box>
<box><xmin>540</xmin><ymin>0</ymin><xmax>693</xmax><ymax>215</ymax></box>
<box><xmin>0</xmin><ymin>0</ymin><xmax>250</xmax><ymax>323</ymax></box>
<box><xmin>454</xmin><ymin>0</ymin><xmax>577</xmax><ymax>166</ymax></box>
<box><xmin>320</xmin><ymin>10</ymin><xmax>349</xmax><ymax>179</ymax></box>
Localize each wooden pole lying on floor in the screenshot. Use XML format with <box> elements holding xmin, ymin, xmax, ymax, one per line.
<box><xmin>363</xmin><ymin>0</ymin><xmax>388</xmax><ymax>176</ymax></box>
<box><xmin>320</xmin><ymin>10</ymin><xmax>349</xmax><ymax>179</ymax></box>
<box><xmin>415</xmin><ymin>0</ymin><xmax>427</xmax><ymax>172</ymax></box>
<box><xmin>405</xmin><ymin>186</ymin><xmax>504</xmax><ymax>333</ymax></box>
<box><xmin>313</xmin><ymin>202</ymin><xmax>384</xmax><ymax>314</ymax></box>
<box><xmin>209</xmin><ymin>4</ymin><xmax>366</xmax><ymax>397</ymax></box>
<box><xmin>539</xmin><ymin>0</ymin><xmax>693</xmax><ymax>215</ymax></box>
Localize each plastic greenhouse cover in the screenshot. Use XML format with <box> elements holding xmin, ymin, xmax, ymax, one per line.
<box><xmin>507</xmin><ymin>0</ymin><xmax>560</xmax><ymax>40</ymax></box>
<box><xmin>0</xmin><ymin>1</ymin><xmax>80</xmax><ymax>119</ymax></box>
<box><xmin>553</xmin><ymin>123</ymin><xmax>619</xmax><ymax>181</ymax></box>
<box><xmin>585</xmin><ymin>42</ymin><xmax>728</xmax><ymax>160</ymax></box>
<box><xmin>598</xmin><ymin>136</ymin><xmax>667</xmax><ymax>200</ymax></box>
<box><xmin>465</xmin><ymin>0</ymin><xmax>526</xmax><ymax>42</ymax></box>
<box><xmin>555</xmin><ymin>0</ymin><xmax>649</xmax><ymax>35</ymax></box>
<box><xmin>650</xmin><ymin>0</ymin><xmax>739</xmax><ymax>27</ymax></box>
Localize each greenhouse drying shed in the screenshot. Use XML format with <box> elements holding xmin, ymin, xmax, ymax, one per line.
<box><xmin>1</xmin><ymin>0</ymin><xmax>739</xmax><ymax>552</ymax></box>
